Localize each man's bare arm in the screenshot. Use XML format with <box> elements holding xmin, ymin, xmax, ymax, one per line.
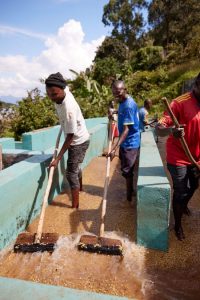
<box><xmin>107</xmin><ymin>125</ymin><xmax>129</xmax><ymax>160</ymax></box>
<box><xmin>49</xmin><ymin>133</ymin><xmax>74</xmax><ymax>168</ymax></box>
<box><xmin>155</xmin><ymin>123</ymin><xmax>185</xmax><ymax>138</ymax></box>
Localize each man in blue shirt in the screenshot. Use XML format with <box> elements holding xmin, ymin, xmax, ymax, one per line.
<box><xmin>107</xmin><ymin>80</ymin><xmax>140</xmax><ymax>203</ymax></box>
<box><xmin>139</xmin><ymin>99</ymin><xmax>152</xmax><ymax>132</ymax></box>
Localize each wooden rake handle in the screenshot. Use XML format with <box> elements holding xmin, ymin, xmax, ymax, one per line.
<box><xmin>100</xmin><ymin>120</ymin><xmax>116</xmax><ymax>237</ymax></box>
<box><xmin>35</xmin><ymin>127</ymin><xmax>62</xmax><ymax>243</ymax></box>
<box><xmin>162</xmin><ymin>97</ymin><xmax>200</xmax><ymax>170</ymax></box>
<box><xmin>0</xmin><ymin>144</ymin><xmax>2</xmax><ymax>171</ymax></box>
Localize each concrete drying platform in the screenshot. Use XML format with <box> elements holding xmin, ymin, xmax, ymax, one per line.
<box><xmin>0</xmin><ymin>155</ymin><xmax>143</xmax><ymax>299</ymax></box>
<box><xmin>0</xmin><ymin>125</ymin><xmax>199</xmax><ymax>299</ymax></box>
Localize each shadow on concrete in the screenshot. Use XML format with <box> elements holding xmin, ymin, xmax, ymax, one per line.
<box><xmin>26</xmin><ymin>158</ymin><xmax>63</xmax><ymax>228</ymax></box>
<box><xmin>81</xmin><ymin>185</ymin><xmax>104</xmax><ymax>197</ymax></box>
<box><xmin>139</xmin><ymin>166</ymin><xmax>168</xmax><ymax>177</ymax></box>
<box><xmin>138</xmin><ymin>182</ymin><xmax>171</xmax><ymax>187</ymax></box>
<box><xmin>25</xmin><ymin>161</ymin><xmax>47</xmax><ymax>228</ymax></box>
<box><xmin>50</xmin><ymin>190</ymin><xmax>71</xmax><ymax>208</ymax></box>
<box><xmin>68</xmin><ymin>160</ymin><xmax>137</xmax><ymax>242</ymax></box>
<box><xmin>50</xmin><ymin>201</ymin><xmax>72</xmax><ymax>208</ymax></box>
<box><xmin>69</xmin><ymin>208</ymin><xmax>102</xmax><ymax>235</ymax></box>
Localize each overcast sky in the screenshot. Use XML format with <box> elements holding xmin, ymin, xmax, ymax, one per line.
<box><xmin>0</xmin><ymin>0</ymin><xmax>110</xmax><ymax>100</ymax></box>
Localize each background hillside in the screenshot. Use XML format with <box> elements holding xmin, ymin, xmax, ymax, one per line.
<box><xmin>1</xmin><ymin>0</ymin><xmax>200</xmax><ymax>139</ymax></box>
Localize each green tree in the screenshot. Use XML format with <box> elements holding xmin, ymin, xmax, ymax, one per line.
<box><xmin>11</xmin><ymin>88</ymin><xmax>58</xmax><ymax>140</ymax></box>
<box><xmin>148</xmin><ymin>0</ymin><xmax>200</xmax><ymax>49</ymax></box>
<box><xmin>93</xmin><ymin>37</ymin><xmax>131</xmax><ymax>85</ymax></box>
<box><xmin>102</xmin><ymin>0</ymin><xmax>147</xmax><ymax>49</ymax></box>
<box><xmin>184</xmin><ymin>26</ymin><xmax>200</xmax><ymax>59</ymax></box>
<box><xmin>67</xmin><ymin>70</ymin><xmax>112</xmax><ymax>118</ymax></box>
<box><xmin>132</xmin><ymin>46</ymin><xmax>164</xmax><ymax>70</ymax></box>
<box><xmin>148</xmin><ymin>0</ymin><xmax>173</xmax><ymax>47</ymax></box>
<box><xmin>93</xmin><ymin>57</ymin><xmax>123</xmax><ymax>85</ymax></box>
<box><xmin>94</xmin><ymin>37</ymin><xmax>128</xmax><ymax>62</ymax></box>
<box><xmin>0</xmin><ymin>101</ymin><xmax>16</xmax><ymax>138</ymax></box>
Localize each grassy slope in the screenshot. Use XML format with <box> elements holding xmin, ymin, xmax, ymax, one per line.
<box><xmin>126</xmin><ymin>60</ymin><xmax>200</xmax><ymax>117</ymax></box>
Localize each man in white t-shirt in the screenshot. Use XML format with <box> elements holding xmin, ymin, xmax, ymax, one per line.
<box><xmin>45</xmin><ymin>72</ymin><xmax>90</xmax><ymax>209</ymax></box>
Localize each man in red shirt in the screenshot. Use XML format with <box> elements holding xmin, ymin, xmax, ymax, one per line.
<box><xmin>156</xmin><ymin>73</ymin><xmax>200</xmax><ymax>241</ymax></box>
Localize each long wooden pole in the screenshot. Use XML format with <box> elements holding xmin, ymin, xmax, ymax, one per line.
<box><xmin>35</xmin><ymin>128</ymin><xmax>62</xmax><ymax>243</ymax></box>
<box><xmin>162</xmin><ymin>97</ymin><xmax>200</xmax><ymax>171</ymax></box>
<box><xmin>0</xmin><ymin>144</ymin><xmax>2</xmax><ymax>171</ymax></box>
<box><xmin>100</xmin><ymin>121</ymin><xmax>115</xmax><ymax>237</ymax></box>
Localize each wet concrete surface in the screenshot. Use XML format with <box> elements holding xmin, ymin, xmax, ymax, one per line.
<box><xmin>0</xmin><ymin>137</ymin><xmax>200</xmax><ymax>299</ymax></box>
<box><xmin>144</xmin><ymin>136</ymin><xmax>200</xmax><ymax>299</ymax></box>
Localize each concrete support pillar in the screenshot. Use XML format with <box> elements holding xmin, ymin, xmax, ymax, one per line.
<box><xmin>137</xmin><ymin>131</ymin><xmax>171</xmax><ymax>251</ymax></box>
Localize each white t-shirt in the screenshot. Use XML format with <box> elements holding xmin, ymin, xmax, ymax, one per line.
<box><xmin>55</xmin><ymin>87</ymin><xmax>90</xmax><ymax>145</ymax></box>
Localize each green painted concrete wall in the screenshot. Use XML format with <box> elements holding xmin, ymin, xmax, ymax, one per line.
<box><xmin>0</xmin><ymin>277</ymin><xmax>131</xmax><ymax>300</ymax></box>
<box><xmin>85</xmin><ymin>117</ymin><xmax>108</xmax><ymax>130</ymax></box>
<box><xmin>0</xmin><ymin>154</ymin><xmax>53</xmax><ymax>248</ymax></box>
<box><xmin>15</xmin><ymin>141</ymin><xmax>24</xmax><ymax>149</ymax></box>
<box><xmin>21</xmin><ymin>117</ymin><xmax>107</xmax><ymax>151</ymax></box>
<box><xmin>0</xmin><ymin>117</ymin><xmax>107</xmax><ymax>152</ymax></box>
<box><xmin>137</xmin><ymin>130</ymin><xmax>171</xmax><ymax>251</ymax></box>
<box><xmin>22</xmin><ymin>125</ymin><xmax>61</xmax><ymax>151</ymax></box>
<box><xmin>0</xmin><ymin>137</ymin><xmax>15</xmax><ymax>150</ymax></box>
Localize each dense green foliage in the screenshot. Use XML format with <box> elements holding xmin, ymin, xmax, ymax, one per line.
<box><xmin>67</xmin><ymin>70</ymin><xmax>113</xmax><ymax>118</ymax></box>
<box><xmin>11</xmin><ymin>89</ymin><xmax>58</xmax><ymax>140</ymax></box>
<box><xmin>94</xmin><ymin>37</ymin><xmax>128</xmax><ymax>62</ymax></box>
<box><xmin>93</xmin><ymin>37</ymin><xmax>129</xmax><ymax>84</ymax></box>
<box><xmin>131</xmin><ymin>46</ymin><xmax>164</xmax><ymax>70</ymax></box>
<box><xmin>0</xmin><ymin>101</ymin><xmax>16</xmax><ymax>138</ymax></box>
<box><xmin>148</xmin><ymin>0</ymin><xmax>200</xmax><ymax>50</ymax></box>
<box><xmin>2</xmin><ymin>0</ymin><xmax>200</xmax><ymax>137</ymax></box>
<box><xmin>125</xmin><ymin>62</ymin><xmax>200</xmax><ymax>116</ymax></box>
<box><xmin>102</xmin><ymin>0</ymin><xmax>147</xmax><ymax>49</ymax></box>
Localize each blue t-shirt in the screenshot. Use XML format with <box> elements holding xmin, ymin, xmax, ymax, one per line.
<box><xmin>118</xmin><ymin>96</ymin><xmax>140</xmax><ymax>149</ymax></box>
<box><xmin>139</xmin><ymin>107</ymin><xmax>147</xmax><ymax>132</ymax></box>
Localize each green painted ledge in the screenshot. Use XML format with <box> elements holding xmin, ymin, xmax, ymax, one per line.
<box><xmin>0</xmin><ymin>117</ymin><xmax>107</xmax><ymax>151</ymax></box>
<box><xmin>137</xmin><ymin>130</ymin><xmax>171</xmax><ymax>251</ymax></box>
<box><xmin>0</xmin><ymin>277</ymin><xmax>131</xmax><ymax>300</ymax></box>
<box><xmin>0</xmin><ymin>137</ymin><xmax>15</xmax><ymax>149</ymax></box>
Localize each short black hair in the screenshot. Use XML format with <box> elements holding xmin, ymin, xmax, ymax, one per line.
<box><xmin>111</xmin><ymin>80</ymin><xmax>125</xmax><ymax>89</ymax></box>
<box><xmin>144</xmin><ymin>99</ymin><xmax>152</xmax><ymax>106</ymax></box>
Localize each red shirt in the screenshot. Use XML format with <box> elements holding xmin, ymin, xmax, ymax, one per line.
<box><xmin>159</xmin><ymin>92</ymin><xmax>200</xmax><ymax>166</ymax></box>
